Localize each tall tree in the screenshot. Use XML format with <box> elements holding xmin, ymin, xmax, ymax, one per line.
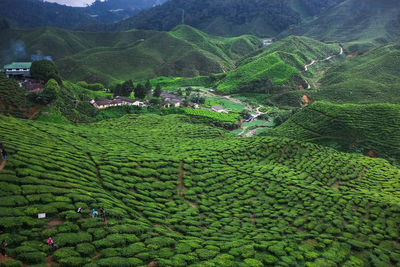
<box><xmin>134</xmin><ymin>83</ymin><xmax>147</xmax><ymax>99</ymax></box>
<box><xmin>145</xmin><ymin>80</ymin><xmax>152</xmax><ymax>94</ymax></box>
<box><xmin>153</xmin><ymin>84</ymin><xmax>162</xmax><ymax>97</ymax></box>
<box><xmin>30</xmin><ymin>60</ymin><xmax>62</xmax><ymax>84</ymax></box>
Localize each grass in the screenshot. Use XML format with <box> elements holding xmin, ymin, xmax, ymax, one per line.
<box><xmin>0</xmin><ymin>113</ymin><xmax>399</xmax><ymax>266</ymax></box>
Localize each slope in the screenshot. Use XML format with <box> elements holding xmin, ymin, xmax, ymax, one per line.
<box><xmin>102</xmin><ymin>0</ymin><xmax>346</xmax><ymax>37</ymax></box>
<box><xmin>0</xmin><ymin>114</ymin><xmax>399</xmax><ymax>266</ymax></box>
<box><xmin>313</xmin><ymin>43</ymin><xmax>400</xmax><ymax>104</ymax></box>
<box><xmin>215</xmin><ymin>36</ymin><xmax>340</xmax><ymax>95</ymax></box>
<box><xmin>55</xmin><ymin>25</ymin><xmax>261</xmax><ymax>84</ymax></box>
<box><xmin>270</xmin><ymin>101</ymin><xmax>400</xmax><ymax>163</ymax></box>
<box><xmin>0</xmin><ymin>25</ymin><xmax>261</xmax><ymax>85</ymax></box>
<box><xmin>283</xmin><ymin>0</ymin><xmax>400</xmax><ymax>44</ymax></box>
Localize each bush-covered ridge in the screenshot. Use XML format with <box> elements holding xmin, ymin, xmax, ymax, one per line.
<box><xmin>215</xmin><ymin>36</ymin><xmax>340</xmax><ymax>93</ymax></box>
<box><xmin>270</xmin><ymin>101</ymin><xmax>400</xmax><ymax>163</ymax></box>
<box><xmin>0</xmin><ymin>114</ymin><xmax>399</xmax><ymax>266</ymax></box>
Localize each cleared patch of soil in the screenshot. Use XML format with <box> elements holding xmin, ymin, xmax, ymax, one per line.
<box><xmin>46</xmin><ymin>219</ymin><xmax>64</xmax><ymax>229</ymax></box>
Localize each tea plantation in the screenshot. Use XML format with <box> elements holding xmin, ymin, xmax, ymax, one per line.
<box><xmin>0</xmin><ymin>114</ymin><xmax>399</xmax><ymax>266</ymax></box>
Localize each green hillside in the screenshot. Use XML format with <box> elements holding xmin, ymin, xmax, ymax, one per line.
<box><xmin>0</xmin><ymin>25</ymin><xmax>261</xmax><ymax>85</ymax></box>
<box><xmin>0</xmin><ymin>74</ymin><xmax>37</xmax><ymax>119</ymax></box>
<box><xmin>0</xmin><ymin>114</ymin><xmax>399</xmax><ymax>266</ymax></box>
<box><xmin>215</xmin><ymin>36</ymin><xmax>340</xmax><ymax>94</ymax></box>
<box><xmin>313</xmin><ymin>43</ymin><xmax>400</xmax><ymax>104</ymax></box>
<box><xmin>270</xmin><ymin>101</ymin><xmax>400</xmax><ymax>163</ymax></box>
<box><xmin>104</xmin><ymin>0</ymin><xmax>346</xmax><ymax>37</ymax></box>
<box><xmin>284</xmin><ymin>0</ymin><xmax>400</xmax><ymax>44</ymax></box>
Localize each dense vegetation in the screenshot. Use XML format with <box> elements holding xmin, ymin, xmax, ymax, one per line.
<box><xmin>313</xmin><ymin>43</ymin><xmax>400</xmax><ymax>104</ymax></box>
<box><xmin>0</xmin><ymin>113</ymin><xmax>399</xmax><ymax>267</ymax></box>
<box><xmin>0</xmin><ymin>0</ymin><xmax>166</xmax><ymax>30</ymax></box>
<box><xmin>0</xmin><ymin>25</ymin><xmax>261</xmax><ymax>85</ymax></box>
<box><xmin>215</xmin><ymin>36</ymin><xmax>340</xmax><ymax>95</ymax></box>
<box><xmin>0</xmin><ymin>74</ymin><xmax>37</xmax><ymax>119</ymax></box>
<box><xmin>104</xmin><ymin>0</ymin><xmax>346</xmax><ymax>37</ymax></box>
<box><xmin>283</xmin><ymin>0</ymin><xmax>400</xmax><ymax>44</ymax></box>
<box><xmin>270</xmin><ymin>101</ymin><xmax>400</xmax><ymax>164</ymax></box>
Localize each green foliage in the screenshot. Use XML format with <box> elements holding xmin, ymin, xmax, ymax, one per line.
<box><xmin>270</xmin><ymin>101</ymin><xmax>400</xmax><ymax>163</ymax></box>
<box><xmin>0</xmin><ymin>259</ymin><xmax>23</xmax><ymax>267</ymax></box>
<box><xmin>30</xmin><ymin>60</ymin><xmax>61</xmax><ymax>84</ymax></box>
<box><xmin>0</xmin><ymin>111</ymin><xmax>399</xmax><ymax>267</ymax></box>
<box><xmin>315</xmin><ymin>44</ymin><xmax>400</xmax><ymax>104</ymax></box>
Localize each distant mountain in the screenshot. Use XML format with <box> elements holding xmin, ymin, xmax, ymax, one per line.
<box><xmin>282</xmin><ymin>0</ymin><xmax>400</xmax><ymax>44</ymax></box>
<box><xmin>82</xmin><ymin>0</ymin><xmax>167</xmax><ymax>24</ymax></box>
<box><xmin>0</xmin><ymin>0</ymin><xmax>96</xmax><ymax>29</ymax></box>
<box><xmin>0</xmin><ymin>0</ymin><xmax>167</xmax><ymax>30</ymax></box>
<box><xmin>100</xmin><ymin>0</ymin><xmax>345</xmax><ymax>36</ymax></box>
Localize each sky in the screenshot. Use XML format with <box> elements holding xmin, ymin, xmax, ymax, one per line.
<box><xmin>44</xmin><ymin>0</ymin><xmax>104</xmax><ymax>7</ymax></box>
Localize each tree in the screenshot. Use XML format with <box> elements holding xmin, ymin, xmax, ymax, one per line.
<box><xmin>30</xmin><ymin>78</ymin><xmax>59</xmax><ymax>104</ymax></box>
<box><xmin>30</xmin><ymin>60</ymin><xmax>61</xmax><ymax>84</ymax></box>
<box><xmin>113</xmin><ymin>80</ymin><xmax>133</xmax><ymax>97</ymax></box>
<box><xmin>145</xmin><ymin>80</ymin><xmax>152</xmax><ymax>94</ymax></box>
<box><xmin>134</xmin><ymin>83</ymin><xmax>147</xmax><ymax>99</ymax></box>
<box><xmin>153</xmin><ymin>84</ymin><xmax>162</xmax><ymax>97</ymax></box>
<box><xmin>185</xmin><ymin>87</ymin><xmax>193</xmax><ymax>96</ymax></box>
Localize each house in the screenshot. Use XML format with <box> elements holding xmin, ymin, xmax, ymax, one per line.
<box><xmin>161</xmin><ymin>92</ymin><xmax>183</xmax><ymax>108</ymax></box>
<box><xmin>20</xmin><ymin>79</ymin><xmax>43</xmax><ymax>92</ymax></box>
<box><xmin>263</xmin><ymin>40</ymin><xmax>273</xmax><ymax>46</ymax></box>
<box><xmin>3</xmin><ymin>62</ymin><xmax>32</xmax><ymax>78</ymax></box>
<box><xmin>211</xmin><ymin>105</ymin><xmax>228</xmax><ymax>113</ymax></box>
<box><xmin>89</xmin><ymin>97</ymin><xmax>146</xmax><ymax>109</ymax></box>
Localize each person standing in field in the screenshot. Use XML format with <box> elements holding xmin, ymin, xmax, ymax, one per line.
<box><xmin>0</xmin><ymin>143</ymin><xmax>7</xmax><ymax>161</ymax></box>
<box><xmin>1</xmin><ymin>240</ymin><xmax>7</xmax><ymax>256</ymax></box>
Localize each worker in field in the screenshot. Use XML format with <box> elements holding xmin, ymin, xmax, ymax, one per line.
<box><xmin>0</xmin><ymin>143</ymin><xmax>6</xmax><ymax>161</ymax></box>
<box><xmin>1</xmin><ymin>240</ymin><xmax>7</xmax><ymax>256</ymax></box>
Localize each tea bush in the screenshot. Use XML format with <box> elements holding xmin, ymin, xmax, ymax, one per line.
<box><xmin>0</xmin><ymin>113</ymin><xmax>398</xmax><ymax>266</ymax></box>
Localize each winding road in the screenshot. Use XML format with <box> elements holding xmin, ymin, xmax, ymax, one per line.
<box><xmin>303</xmin><ymin>46</ymin><xmax>343</xmax><ymax>89</ymax></box>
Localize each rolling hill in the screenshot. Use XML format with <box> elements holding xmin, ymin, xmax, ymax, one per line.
<box><xmin>313</xmin><ymin>43</ymin><xmax>400</xmax><ymax>104</ymax></box>
<box><xmin>0</xmin><ymin>113</ymin><xmax>399</xmax><ymax>266</ymax></box>
<box><xmin>270</xmin><ymin>101</ymin><xmax>400</xmax><ymax>163</ymax></box>
<box><xmin>214</xmin><ymin>36</ymin><xmax>340</xmax><ymax>96</ymax></box>
<box><xmin>283</xmin><ymin>0</ymin><xmax>400</xmax><ymax>45</ymax></box>
<box><xmin>0</xmin><ymin>25</ymin><xmax>261</xmax><ymax>85</ymax></box>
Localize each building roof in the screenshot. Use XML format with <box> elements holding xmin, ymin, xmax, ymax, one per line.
<box><xmin>212</xmin><ymin>105</ymin><xmax>225</xmax><ymax>111</ymax></box>
<box><xmin>115</xmin><ymin>96</ymin><xmax>136</xmax><ymax>103</ymax></box>
<box><xmin>4</xmin><ymin>62</ymin><xmax>32</xmax><ymax>69</ymax></box>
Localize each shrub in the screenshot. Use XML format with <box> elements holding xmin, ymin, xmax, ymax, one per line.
<box><xmin>58</xmin><ymin>257</ymin><xmax>87</xmax><ymax>267</ymax></box>
<box><xmin>195</xmin><ymin>249</ymin><xmax>218</xmax><ymax>260</ymax></box>
<box><xmin>0</xmin><ymin>259</ymin><xmax>23</xmax><ymax>267</ymax></box>
<box><xmin>96</xmin><ymin>257</ymin><xmax>141</xmax><ymax>267</ymax></box>
<box><xmin>121</xmin><ymin>243</ymin><xmax>146</xmax><ymax>257</ymax></box>
<box><xmin>55</xmin><ymin>232</ymin><xmax>92</xmax><ymax>246</ymax></box>
<box><xmin>244</xmin><ymin>258</ymin><xmax>263</xmax><ymax>267</ymax></box>
<box><xmin>76</xmin><ymin>243</ymin><xmax>96</xmax><ymax>257</ymax></box>
<box><xmin>54</xmin><ymin>247</ymin><xmax>81</xmax><ymax>261</ymax></box>
<box><xmin>16</xmin><ymin>251</ymin><xmax>46</xmax><ymax>264</ymax></box>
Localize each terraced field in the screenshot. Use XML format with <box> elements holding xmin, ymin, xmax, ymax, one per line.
<box><xmin>270</xmin><ymin>101</ymin><xmax>400</xmax><ymax>164</ymax></box>
<box><xmin>0</xmin><ymin>114</ymin><xmax>399</xmax><ymax>266</ymax></box>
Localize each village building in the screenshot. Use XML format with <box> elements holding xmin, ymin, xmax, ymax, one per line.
<box><xmin>3</xmin><ymin>62</ymin><xmax>32</xmax><ymax>78</ymax></box>
<box><xmin>89</xmin><ymin>97</ymin><xmax>145</xmax><ymax>109</ymax></box>
<box><xmin>160</xmin><ymin>91</ymin><xmax>183</xmax><ymax>108</ymax></box>
<box><xmin>211</xmin><ymin>105</ymin><xmax>228</xmax><ymax>113</ymax></box>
